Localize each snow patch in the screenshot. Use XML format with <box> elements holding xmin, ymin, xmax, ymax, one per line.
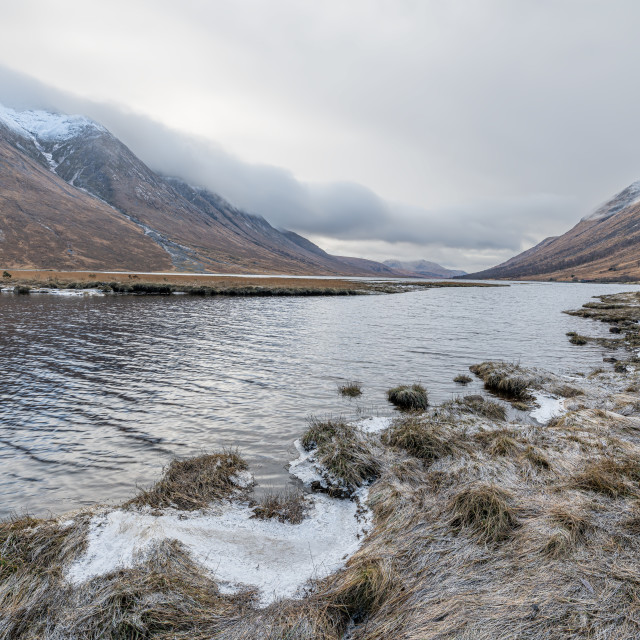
<box><xmin>289</xmin><ymin>440</ymin><xmax>325</xmax><ymax>487</ymax></box>
<box><xmin>530</xmin><ymin>393</ymin><xmax>565</xmax><ymax>423</ymax></box>
<box><xmin>582</xmin><ymin>180</ymin><xmax>640</xmax><ymax>222</ymax></box>
<box><xmin>67</xmin><ymin>494</ymin><xmax>370</xmax><ymax>605</ymax></box>
<box><xmin>0</xmin><ymin>102</ymin><xmax>104</xmax><ymax>142</ymax></box>
<box><xmin>356</xmin><ymin>416</ymin><xmax>393</xmax><ymax>434</ymax></box>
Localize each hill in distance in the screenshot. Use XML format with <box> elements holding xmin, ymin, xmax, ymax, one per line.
<box><xmin>464</xmin><ymin>182</ymin><xmax>640</xmax><ymax>282</ymax></box>
<box><xmin>0</xmin><ymin>104</ymin><xmax>403</xmax><ymax>277</ymax></box>
<box><xmin>383</xmin><ymin>259</ymin><xmax>466</xmax><ymax>279</ymax></box>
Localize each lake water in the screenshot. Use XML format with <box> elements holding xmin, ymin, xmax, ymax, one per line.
<box><xmin>1</xmin><ymin>281</ymin><xmax>637</xmax><ymax>518</ymax></box>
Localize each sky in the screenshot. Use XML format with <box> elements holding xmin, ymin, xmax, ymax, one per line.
<box><xmin>1</xmin><ymin>0</ymin><xmax>640</xmax><ymax>271</ymax></box>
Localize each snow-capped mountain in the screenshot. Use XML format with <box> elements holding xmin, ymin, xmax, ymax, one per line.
<box><xmin>466</xmin><ymin>180</ymin><xmax>640</xmax><ymax>282</ymax></box>
<box><xmin>0</xmin><ymin>103</ymin><xmax>403</xmax><ymax>276</ymax></box>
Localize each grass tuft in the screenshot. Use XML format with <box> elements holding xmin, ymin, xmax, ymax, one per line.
<box><xmin>127</xmin><ymin>452</ymin><xmax>248</xmax><ymax>511</ymax></box>
<box><xmin>453</xmin><ymin>374</ymin><xmax>472</xmax><ymax>385</ymax></box>
<box><xmin>469</xmin><ymin>362</ymin><xmax>532</xmax><ymax>400</ymax></box>
<box><xmin>382</xmin><ymin>415</ymin><xmax>458</xmax><ymax>463</ymax></box>
<box><xmin>567</xmin><ymin>332</ymin><xmax>589</xmax><ymax>345</ymax></box>
<box><xmin>569</xmin><ymin>457</ymin><xmax>640</xmax><ymax>498</ymax></box>
<box><xmin>252</xmin><ymin>489</ymin><xmax>308</xmax><ymax>524</ymax></box>
<box><xmin>300</xmin><ymin>418</ymin><xmax>381</xmax><ymax>490</ymax></box>
<box><xmin>387</xmin><ymin>384</ymin><xmax>429</xmax><ymax>411</ymax></box>
<box><xmin>338</xmin><ymin>381</ymin><xmax>362</xmax><ymax>398</ymax></box>
<box><xmin>459</xmin><ymin>395</ymin><xmax>507</xmax><ymax>420</ymax></box>
<box><xmin>449</xmin><ymin>483</ymin><xmax>519</xmax><ymax>544</ymax></box>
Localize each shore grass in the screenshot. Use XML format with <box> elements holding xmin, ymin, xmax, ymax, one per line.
<box><xmin>338</xmin><ymin>381</ymin><xmax>362</xmax><ymax>397</ymax></box>
<box><xmin>252</xmin><ymin>489</ymin><xmax>308</xmax><ymax>524</ymax></box>
<box><xmin>386</xmin><ymin>384</ymin><xmax>429</xmax><ymax>411</ymax></box>
<box><xmin>469</xmin><ymin>361</ymin><xmax>534</xmax><ymax>401</ymax></box>
<box><xmin>126</xmin><ymin>451</ymin><xmax>249</xmax><ymax>511</ymax></box>
<box><xmin>4</xmin><ymin>292</ymin><xmax>640</xmax><ymax>638</ymax></box>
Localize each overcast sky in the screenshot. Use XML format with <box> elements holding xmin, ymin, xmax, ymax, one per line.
<box><xmin>1</xmin><ymin>0</ymin><xmax>640</xmax><ymax>271</ymax></box>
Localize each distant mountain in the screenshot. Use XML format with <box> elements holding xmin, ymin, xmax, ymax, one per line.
<box><xmin>0</xmin><ymin>104</ymin><xmax>404</xmax><ymax>276</ymax></box>
<box><xmin>464</xmin><ymin>182</ymin><xmax>640</xmax><ymax>282</ymax></box>
<box><xmin>383</xmin><ymin>259</ymin><xmax>466</xmax><ymax>279</ymax></box>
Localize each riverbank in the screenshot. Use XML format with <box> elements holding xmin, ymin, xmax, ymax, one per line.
<box><xmin>0</xmin><ymin>269</ymin><xmax>498</xmax><ymax>296</ymax></box>
<box><xmin>2</xmin><ymin>293</ymin><xmax>640</xmax><ymax>638</ymax></box>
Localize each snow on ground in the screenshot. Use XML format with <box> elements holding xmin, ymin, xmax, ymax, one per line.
<box><xmin>289</xmin><ymin>440</ymin><xmax>325</xmax><ymax>486</ymax></box>
<box><xmin>67</xmin><ymin>494</ymin><xmax>370</xmax><ymax>606</ymax></box>
<box><xmin>530</xmin><ymin>392</ymin><xmax>565</xmax><ymax>423</ymax></box>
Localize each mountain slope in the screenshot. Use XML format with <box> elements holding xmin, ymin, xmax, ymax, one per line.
<box><xmin>383</xmin><ymin>259</ymin><xmax>466</xmax><ymax>279</ymax></box>
<box><xmin>0</xmin><ymin>132</ymin><xmax>172</xmax><ymax>271</ymax></box>
<box><xmin>0</xmin><ymin>105</ymin><xmax>404</xmax><ymax>276</ymax></box>
<box><xmin>465</xmin><ymin>184</ymin><xmax>640</xmax><ymax>282</ymax></box>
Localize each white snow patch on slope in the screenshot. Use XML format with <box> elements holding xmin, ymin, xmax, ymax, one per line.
<box><xmin>0</xmin><ymin>102</ymin><xmax>104</xmax><ymax>142</ymax></box>
<box><xmin>582</xmin><ymin>180</ymin><xmax>640</xmax><ymax>222</ymax></box>
<box><xmin>530</xmin><ymin>393</ymin><xmax>565</xmax><ymax>423</ymax></box>
<box><xmin>67</xmin><ymin>494</ymin><xmax>369</xmax><ymax>605</ymax></box>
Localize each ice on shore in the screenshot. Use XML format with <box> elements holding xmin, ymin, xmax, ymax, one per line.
<box><xmin>67</xmin><ymin>492</ymin><xmax>369</xmax><ymax>605</ymax></box>
<box><xmin>530</xmin><ymin>392</ymin><xmax>565</xmax><ymax>423</ymax></box>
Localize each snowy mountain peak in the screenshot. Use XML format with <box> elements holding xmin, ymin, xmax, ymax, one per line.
<box><xmin>0</xmin><ymin>103</ymin><xmax>105</xmax><ymax>142</ymax></box>
<box><xmin>582</xmin><ymin>180</ymin><xmax>640</xmax><ymax>223</ymax></box>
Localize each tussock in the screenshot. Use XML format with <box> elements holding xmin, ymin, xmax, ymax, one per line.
<box><xmin>459</xmin><ymin>395</ymin><xmax>507</xmax><ymax>420</ymax></box>
<box><xmin>381</xmin><ymin>415</ymin><xmax>459</xmax><ymax>463</ymax></box>
<box><xmin>386</xmin><ymin>384</ymin><xmax>429</xmax><ymax>410</ymax></box>
<box><xmin>301</xmin><ymin>418</ymin><xmax>381</xmax><ymax>490</ymax></box>
<box><xmin>338</xmin><ymin>381</ymin><xmax>362</xmax><ymax>398</ymax></box>
<box><xmin>252</xmin><ymin>489</ymin><xmax>308</xmax><ymax>524</ymax></box>
<box><xmin>448</xmin><ymin>483</ymin><xmax>520</xmax><ymax>544</ymax></box>
<box><xmin>127</xmin><ymin>452</ymin><xmax>248</xmax><ymax>511</ymax></box>
<box><xmin>567</xmin><ymin>332</ymin><xmax>589</xmax><ymax>345</ymax></box>
<box><xmin>469</xmin><ymin>361</ymin><xmax>533</xmax><ymax>400</ymax></box>
<box><xmin>453</xmin><ymin>374</ymin><xmax>472</xmax><ymax>384</ymax></box>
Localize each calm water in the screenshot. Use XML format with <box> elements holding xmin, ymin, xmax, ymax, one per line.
<box><xmin>0</xmin><ymin>282</ymin><xmax>637</xmax><ymax>518</ymax></box>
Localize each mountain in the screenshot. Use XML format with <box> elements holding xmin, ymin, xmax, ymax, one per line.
<box><xmin>382</xmin><ymin>259</ymin><xmax>466</xmax><ymax>279</ymax></box>
<box><xmin>464</xmin><ymin>182</ymin><xmax>640</xmax><ymax>282</ymax></box>
<box><xmin>0</xmin><ymin>104</ymin><xmax>403</xmax><ymax>276</ymax></box>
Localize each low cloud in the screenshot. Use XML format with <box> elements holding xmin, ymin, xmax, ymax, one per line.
<box><xmin>0</xmin><ymin>65</ymin><xmax>584</xmax><ymax>271</ymax></box>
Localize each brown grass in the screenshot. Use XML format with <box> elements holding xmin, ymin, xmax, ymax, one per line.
<box><xmin>448</xmin><ymin>483</ymin><xmax>520</xmax><ymax>544</ymax></box>
<box><xmin>127</xmin><ymin>452</ymin><xmax>248</xmax><ymax>510</ymax></box>
<box><xmin>469</xmin><ymin>362</ymin><xmax>533</xmax><ymax>400</ymax></box>
<box><xmin>252</xmin><ymin>489</ymin><xmax>308</xmax><ymax>524</ymax></box>
<box><xmin>386</xmin><ymin>384</ymin><xmax>429</xmax><ymax>411</ymax></box>
<box><xmin>338</xmin><ymin>381</ymin><xmax>362</xmax><ymax>398</ymax></box>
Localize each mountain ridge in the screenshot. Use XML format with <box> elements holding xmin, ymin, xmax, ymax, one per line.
<box><xmin>0</xmin><ymin>104</ymin><xmax>405</xmax><ymax>276</ymax></box>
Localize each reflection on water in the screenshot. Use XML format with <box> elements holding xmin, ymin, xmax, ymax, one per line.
<box><xmin>0</xmin><ymin>282</ymin><xmax>637</xmax><ymax>517</ymax></box>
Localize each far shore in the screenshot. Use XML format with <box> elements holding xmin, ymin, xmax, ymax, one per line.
<box><xmin>0</xmin><ymin>269</ymin><xmax>500</xmax><ymax>295</ymax></box>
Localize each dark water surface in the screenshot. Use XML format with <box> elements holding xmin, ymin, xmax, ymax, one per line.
<box><xmin>1</xmin><ymin>282</ymin><xmax>637</xmax><ymax>518</ymax></box>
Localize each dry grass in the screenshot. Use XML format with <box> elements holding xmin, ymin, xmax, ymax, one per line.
<box><xmin>469</xmin><ymin>361</ymin><xmax>533</xmax><ymax>400</ymax></box>
<box><xmin>126</xmin><ymin>451</ymin><xmax>248</xmax><ymax>511</ymax></box>
<box><xmin>252</xmin><ymin>489</ymin><xmax>308</xmax><ymax>524</ymax></box>
<box><xmin>459</xmin><ymin>395</ymin><xmax>507</xmax><ymax>420</ymax></box>
<box><xmin>386</xmin><ymin>384</ymin><xmax>429</xmax><ymax>411</ymax></box>
<box><xmin>9</xmin><ymin>347</ymin><xmax>640</xmax><ymax>638</ymax></box>
<box><xmin>448</xmin><ymin>483</ymin><xmax>520</xmax><ymax>544</ymax></box>
<box><xmin>301</xmin><ymin>418</ymin><xmax>381</xmax><ymax>490</ymax></box>
<box><xmin>381</xmin><ymin>415</ymin><xmax>459</xmax><ymax>464</ymax></box>
<box><xmin>338</xmin><ymin>381</ymin><xmax>362</xmax><ymax>398</ymax></box>
<box><xmin>567</xmin><ymin>332</ymin><xmax>589</xmax><ymax>345</ymax></box>
<box><xmin>453</xmin><ymin>374</ymin><xmax>472</xmax><ymax>385</ymax></box>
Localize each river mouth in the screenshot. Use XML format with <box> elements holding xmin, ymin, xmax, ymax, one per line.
<box><xmin>1</xmin><ymin>281</ymin><xmax>638</xmax><ymax>518</ymax></box>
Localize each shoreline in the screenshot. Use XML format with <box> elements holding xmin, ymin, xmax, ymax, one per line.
<box><xmin>0</xmin><ymin>268</ymin><xmax>500</xmax><ymax>296</ymax></box>
<box><xmin>2</xmin><ymin>292</ymin><xmax>640</xmax><ymax>637</ymax></box>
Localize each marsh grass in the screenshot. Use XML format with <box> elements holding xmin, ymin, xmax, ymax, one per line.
<box><xmin>567</xmin><ymin>332</ymin><xmax>589</xmax><ymax>345</ymax></box>
<box><xmin>338</xmin><ymin>381</ymin><xmax>362</xmax><ymax>398</ymax></box>
<box><xmin>386</xmin><ymin>384</ymin><xmax>429</xmax><ymax>411</ymax></box>
<box><xmin>469</xmin><ymin>362</ymin><xmax>533</xmax><ymax>400</ymax></box>
<box><xmin>301</xmin><ymin>418</ymin><xmax>381</xmax><ymax>490</ymax></box>
<box><xmin>569</xmin><ymin>457</ymin><xmax>640</xmax><ymax>498</ymax></box>
<box><xmin>448</xmin><ymin>484</ymin><xmax>520</xmax><ymax>544</ymax></box>
<box><xmin>459</xmin><ymin>395</ymin><xmax>507</xmax><ymax>420</ymax></box>
<box><xmin>127</xmin><ymin>452</ymin><xmax>248</xmax><ymax>511</ymax></box>
<box><xmin>453</xmin><ymin>374</ymin><xmax>472</xmax><ymax>385</ymax></box>
<box><xmin>252</xmin><ymin>489</ymin><xmax>308</xmax><ymax>524</ymax></box>
<box><xmin>381</xmin><ymin>415</ymin><xmax>459</xmax><ymax>463</ymax></box>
